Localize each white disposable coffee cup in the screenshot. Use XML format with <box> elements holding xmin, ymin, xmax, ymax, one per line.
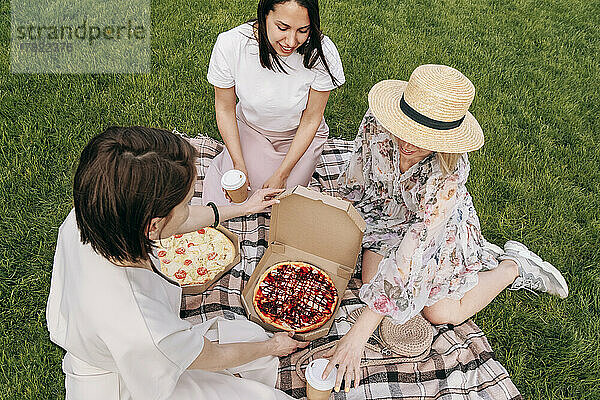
<box><xmin>221</xmin><ymin>169</ymin><xmax>248</xmax><ymax>204</ymax></box>
<box><xmin>305</xmin><ymin>358</ymin><xmax>337</xmax><ymax>400</ymax></box>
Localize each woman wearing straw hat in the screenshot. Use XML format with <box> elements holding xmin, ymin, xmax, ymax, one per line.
<box><xmin>322</xmin><ymin>64</ymin><xmax>569</xmax><ymax>392</ymax></box>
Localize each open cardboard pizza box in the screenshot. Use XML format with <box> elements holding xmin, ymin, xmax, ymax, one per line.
<box><xmin>180</xmin><ymin>226</ymin><xmax>241</xmax><ymax>295</ymax></box>
<box><xmin>241</xmin><ymin>186</ymin><xmax>366</xmax><ymax>341</ymax></box>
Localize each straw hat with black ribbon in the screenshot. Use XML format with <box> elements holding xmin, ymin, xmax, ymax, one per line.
<box><xmin>368</xmin><ymin>64</ymin><xmax>484</xmax><ymax>153</ymax></box>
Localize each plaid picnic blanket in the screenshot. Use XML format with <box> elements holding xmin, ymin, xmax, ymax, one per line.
<box><xmin>182</xmin><ymin>135</ymin><xmax>522</xmax><ymax>400</ymax></box>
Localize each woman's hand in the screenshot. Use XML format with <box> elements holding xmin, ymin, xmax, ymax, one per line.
<box><xmin>267</xmin><ymin>331</ymin><xmax>309</xmax><ymax>357</ymax></box>
<box><xmin>262</xmin><ymin>170</ymin><xmax>288</xmax><ymax>189</ymax></box>
<box><xmin>222</xmin><ymin>163</ymin><xmax>252</xmax><ymax>203</ymax></box>
<box><xmin>189</xmin><ymin>333</ymin><xmax>307</xmax><ymax>371</ymax></box>
<box><xmin>233</xmin><ymin>164</ymin><xmax>251</xmax><ymax>189</ymax></box>
<box><xmin>322</xmin><ymin>331</ymin><xmax>366</xmax><ymax>392</ymax></box>
<box><xmin>242</xmin><ymin>188</ymin><xmax>284</xmax><ymax>214</ymax></box>
<box><xmin>322</xmin><ymin>307</ymin><xmax>383</xmax><ymax>392</ymax></box>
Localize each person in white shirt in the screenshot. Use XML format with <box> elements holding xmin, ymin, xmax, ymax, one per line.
<box><xmin>202</xmin><ymin>0</ymin><xmax>345</xmax><ymax>205</ymax></box>
<box><xmin>46</xmin><ymin>126</ymin><xmax>307</xmax><ymax>399</ymax></box>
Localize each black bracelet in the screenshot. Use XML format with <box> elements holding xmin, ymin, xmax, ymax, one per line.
<box><xmin>206</xmin><ymin>202</ymin><xmax>219</xmax><ymax>228</ymax></box>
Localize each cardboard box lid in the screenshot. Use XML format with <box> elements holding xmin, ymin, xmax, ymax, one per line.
<box><xmin>269</xmin><ymin>186</ymin><xmax>366</xmax><ymax>269</ymax></box>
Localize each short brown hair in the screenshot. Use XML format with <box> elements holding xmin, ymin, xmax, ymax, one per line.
<box><xmin>73</xmin><ymin>127</ymin><xmax>197</xmax><ymax>264</ymax></box>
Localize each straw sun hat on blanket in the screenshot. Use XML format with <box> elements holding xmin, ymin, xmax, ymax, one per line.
<box><xmin>368</xmin><ymin>64</ymin><xmax>484</xmax><ymax>153</ymax></box>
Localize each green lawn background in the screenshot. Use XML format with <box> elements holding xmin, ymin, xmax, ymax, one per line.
<box><xmin>0</xmin><ymin>0</ymin><xmax>599</xmax><ymax>398</ymax></box>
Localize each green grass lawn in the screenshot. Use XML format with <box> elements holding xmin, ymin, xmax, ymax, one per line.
<box><xmin>1</xmin><ymin>0</ymin><xmax>599</xmax><ymax>398</ymax></box>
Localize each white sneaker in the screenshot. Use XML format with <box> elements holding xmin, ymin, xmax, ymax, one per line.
<box><xmin>500</xmin><ymin>240</ymin><xmax>569</xmax><ymax>299</ymax></box>
<box><xmin>480</xmin><ymin>239</ymin><xmax>505</xmax><ymax>271</ymax></box>
<box><xmin>483</xmin><ymin>239</ymin><xmax>505</xmax><ymax>258</ymax></box>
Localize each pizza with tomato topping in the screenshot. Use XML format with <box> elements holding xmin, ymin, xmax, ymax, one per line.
<box><xmin>253</xmin><ymin>262</ymin><xmax>338</xmax><ymax>333</ymax></box>
<box><xmin>156</xmin><ymin>227</ymin><xmax>235</xmax><ymax>285</ymax></box>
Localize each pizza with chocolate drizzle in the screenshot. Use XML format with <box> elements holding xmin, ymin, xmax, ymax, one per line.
<box><xmin>253</xmin><ymin>261</ymin><xmax>338</xmax><ymax>333</ymax></box>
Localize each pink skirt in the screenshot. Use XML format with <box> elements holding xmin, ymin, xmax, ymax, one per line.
<box><xmin>202</xmin><ymin>104</ymin><xmax>329</xmax><ymax>206</ymax></box>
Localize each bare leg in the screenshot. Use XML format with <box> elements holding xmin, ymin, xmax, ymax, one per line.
<box><xmin>361</xmin><ymin>249</ymin><xmax>383</xmax><ymax>283</ymax></box>
<box><xmin>422</xmin><ymin>260</ymin><xmax>519</xmax><ymax>325</ymax></box>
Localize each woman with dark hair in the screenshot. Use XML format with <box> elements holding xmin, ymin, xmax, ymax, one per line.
<box><xmin>46</xmin><ymin>127</ymin><xmax>303</xmax><ymax>399</ymax></box>
<box><xmin>202</xmin><ymin>0</ymin><xmax>345</xmax><ymax>205</ymax></box>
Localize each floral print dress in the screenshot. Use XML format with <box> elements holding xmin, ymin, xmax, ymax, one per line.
<box><xmin>338</xmin><ymin>109</ymin><xmax>498</xmax><ymax>324</ymax></box>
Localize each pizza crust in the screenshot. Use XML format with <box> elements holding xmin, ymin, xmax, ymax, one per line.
<box><xmin>253</xmin><ymin>261</ymin><xmax>338</xmax><ymax>333</ymax></box>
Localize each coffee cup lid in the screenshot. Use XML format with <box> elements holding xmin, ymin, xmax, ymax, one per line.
<box><xmin>305</xmin><ymin>358</ymin><xmax>337</xmax><ymax>391</ymax></box>
<box><xmin>221</xmin><ymin>169</ymin><xmax>246</xmax><ymax>190</ymax></box>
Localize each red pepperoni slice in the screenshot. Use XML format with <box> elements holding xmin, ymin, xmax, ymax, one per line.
<box><xmin>157</xmin><ymin>250</ymin><xmax>167</xmax><ymax>258</ymax></box>
<box><xmin>187</xmin><ymin>242</ymin><xmax>195</xmax><ymax>248</ymax></box>
<box><xmin>174</xmin><ymin>234</ymin><xmax>183</xmax><ymax>238</ymax></box>
<box><xmin>174</xmin><ymin>270</ymin><xmax>186</xmax><ymax>280</ymax></box>
<box><xmin>197</xmin><ymin>229</ymin><xmax>205</xmax><ymax>234</ymax></box>
<box><xmin>163</xmin><ymin>259</ymin><xmax>171</xmax><ymax>264</ymax></box>
<box><xmin>175</xmin><ymin>247</ymin><xmax>186</xmax><ymax>255</ymax></box>
<box><xmin>197</xmin><ymin>267</ymin><xmax>207</xmax><ymax>275</ymax></box>
<box><xmin>184</xmin><ymin>259</ymin><xmax>192</xmax><ymax>266</ymax></box>
<box><xmin>208</xmin><ymin>252</ymin><xmax>217</xmax><ymax>260</ymax></box>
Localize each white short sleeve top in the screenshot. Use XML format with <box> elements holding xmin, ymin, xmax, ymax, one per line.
<box><xmin>207</xmin><ymin>23</ymin><xmax>345</xmax><ymax>132</ymax></box>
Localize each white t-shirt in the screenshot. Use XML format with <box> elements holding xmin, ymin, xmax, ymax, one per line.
<box><xmin>207</xmin><ymin>23</ymin><xmax>345</xmax><ymax>132</ymax></box>
<box><xmin>46</xmin><ymin>210</ymin><xmax>291</xmax><ymax>400</ymax></box>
